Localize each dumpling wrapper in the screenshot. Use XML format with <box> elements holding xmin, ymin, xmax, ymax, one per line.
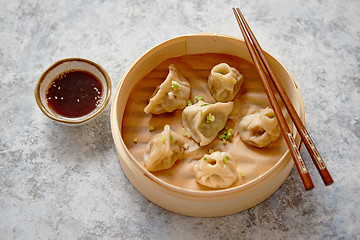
<box><xmin>193</xmin><ymin>151</ymin><xmax>238</xmax><ymax>189</ymax></box>
<box><xmin>208</xmin><ymin>63</ymin><xmax>244</xmax><ymax>102</ymax></box>
<box><xmin>182</xmin><ymin>100</ymin><xmax>233</xmax><ymax>146</ymax></box>
<box><xmin>144</xmin><ymin>64</ymin><xmax>190</xmax><ymax>114</ymax></box>
<box><xmin>144</xmin><ymin>125</ymin><xmax>185</xmax><ymax>172</ymax></box>
<box><xmin>239</xmin><ymin>107</ymin><xmax>281</xmax><ymax>148</ymax></box>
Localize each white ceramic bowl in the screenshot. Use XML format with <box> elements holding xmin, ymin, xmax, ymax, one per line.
<box><xmin>111</xmin><ymin>34</ymin><xmax>304</xmax><ymax>217</ymax></box>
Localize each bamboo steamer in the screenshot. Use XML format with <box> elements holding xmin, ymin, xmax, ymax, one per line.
<box><xmin>110</xmin><ymin>34</ymin><xmax>304</xmax><ymax>217</ymax></box>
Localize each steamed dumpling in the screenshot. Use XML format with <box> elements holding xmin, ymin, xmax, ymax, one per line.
<box><xmin>144</xmin><ymin>64</ymin><xmax>190</xmax><ymax>114</ymax></box>
<box><xmin>182</xmin><ymin>100</ymin><xmax>233</xmax><ymax>146</ymax></box>
<box><xmin>144</xmin><ymin>125</ymin><xmax>185</xmax><ymax>172</ymax></box>
<box><xmin>193</xmin><ymin>151</ymin><xmax>238</xmax><ymax>189</ymax></box>
<box><xmin>239</xmin><ymin>107</ymin><xmax>281</xmax><ymax>148</ymax></box>
<box><xmin>208</xmin><ymin>63</ymin><xmax>244</xmax><ymax>102</ymax></box>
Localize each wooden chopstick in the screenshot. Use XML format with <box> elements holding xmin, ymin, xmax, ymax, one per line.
<box><xmin>233</xmin><ymin>8</ymin><xmax>334</xmax><ymax>186</ymax></box>
<box><xmin>233</xmin><ymin>7</ymin><xmax>315</xmax><ymax>190</ymax></box>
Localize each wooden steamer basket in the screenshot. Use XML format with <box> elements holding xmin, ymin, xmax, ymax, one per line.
<box><xmin>111</xmin><ymin>34</ymin><xmax>304</xmax><ymax>217</ymax></box>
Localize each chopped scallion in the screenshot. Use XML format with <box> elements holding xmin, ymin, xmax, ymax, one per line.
<box><xmin>195</xmin><ymin>96</ymin><xmax>203</xmax><ymax>102</ymax></box>
<box><xmin>223</xmin><ymin>156</ymin><xmax>229</xmax><ymax>164</ymax></box>
<box><xmin>218</xmin><ymin>127</ymin><xmax>233</xmax><ymax>143</ymax></box>
<box><xmin>219</xmin><ymin>133</ymin><xmax>226</xmax><ymax>140</ymax></box>
<box><xmin>182</xmin><ymin>128</ymin><xmax>191</xmax><ymax>138</ymax></box>
<box><xmin>149</xmin><ymin>126</ymin><xmax>155</xmax><ymax>131</ymax></box>
<box><xmin>227</xmin><ymin>128</ymin><xmax>233</xmax><ymax>141</ymax></box>
<box><xmin>171</xmin><ymin>80</ymin><xmax>180</xmax><ymax>91</ymax></box>
<box><xmin>167</xmin><ymin>91</ymin><xmax>174</xmax><ymax>99</ymax></box>
<box><xmin>206</xmin><ymin>113</ymin><xmax>215</xmax><ymax>124</ymax></box>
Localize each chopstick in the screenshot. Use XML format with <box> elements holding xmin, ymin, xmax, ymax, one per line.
<box><xmin>233</xmin><ymin>8</ymin><xmax>317</xmax><ymax>190</ymax></box>
<box><xmin>233</xmin><ymin>8</ymin><xmax>334</xmax><ymax>187</ymax></box>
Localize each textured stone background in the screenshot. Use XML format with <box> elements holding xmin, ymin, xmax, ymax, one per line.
<box><xmin>0</xmin><ymin>0</ymin><xmax>359</xmax><ymax>239</ymax></box>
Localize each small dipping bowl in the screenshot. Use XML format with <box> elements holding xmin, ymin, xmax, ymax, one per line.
<box><xmin>35</xmin><ymin>58</ymin><xmax>112</xmax><ymax>124</ymax></box>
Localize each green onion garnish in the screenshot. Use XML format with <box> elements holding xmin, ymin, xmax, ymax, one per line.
<box><xmin>171</xmin><ymin>80</ymin><xmax>180</xmax><ymax>91</ymax></box>
<box><xmin>218</xmin><ymin>127</ymin><xmax>233</xmax><ymax>143</ymax></box>
<box><xmin>223</xmin><ymin>156</ymin><xmax>229</xmax><ymax>164</ymax></box>
<box><xmin>227</xmin><ymin>128</ymin><xmax>233</xmax><ymax>141</ymax></box>
<box><xmin>149</xmin><ymin>126</ymin><xmax>155</xmax><ymax>131</ymax></box>
<box><xmin>219</xmin><ymin>133</ymin><xmax>226</xmax><ymax>140</ymax></box>
<box><xmin>182</xmin><ymin>128</ymin><xmax>191</xmax><ymax>138</ymax></box>
<box><xmin>201</xmin><ymin>103</ymin><xmax>210</xmax><ymax>107</ymax></box>
<box><xmin>206</xmin><ymin>113</ymin><xmax>215</xmax><ymax>124</ymax></box>
<box><xmin>195</xmin><ymin>96</ymin><xmax>203</xmax><ymax>101</ymax></box>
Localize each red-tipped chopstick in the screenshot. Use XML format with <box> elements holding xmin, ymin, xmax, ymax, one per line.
<box><xmin>233</xmin><ymin>7</ymin><xmax>315</xmax><ymax>190</ymax></box>
<box><xmin>233</xmin><ymin>8</ymin><xmax>333</xmax><ymax>187</ymax></box>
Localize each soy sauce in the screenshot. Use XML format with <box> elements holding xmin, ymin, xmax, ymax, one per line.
<box><xmin>46</xmin><ymin>70</ymin><xmax>103</xmax><ymax>118</ymax></box>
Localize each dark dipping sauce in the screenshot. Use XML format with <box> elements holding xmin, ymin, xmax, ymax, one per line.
<box><xmin>46</xmin><ymin>70</ymin><xmax>103</xmax><ymax>118</ymax></box>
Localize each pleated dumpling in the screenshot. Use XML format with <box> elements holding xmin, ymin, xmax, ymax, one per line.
<box><xmin>144</xmin><ymin>125</ymin><xmax>185</xmax><ymax>172</ymax></box>
<box><xmin>239</xmin><ymin>107</ymin><xmax>281</xmax><ymax>148</ymax></box>
<box><xmin>208</xmin><ymin>63</ymin><xmax>244</xmax><ymax>102</ymax></box>
<box><xmin>193</xmin><ymin>151</ymin><xmax>238</xmax><ymax>189</ymax></box>
<box><xmin>144</xmin><ymin>64</ymin><xmax>190</xmax><ymax>114</ymax></box>
<box><xmin>182</xmin><ymin>100</ymin><xmax>233</xmax><ymax>146</ymax></box>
